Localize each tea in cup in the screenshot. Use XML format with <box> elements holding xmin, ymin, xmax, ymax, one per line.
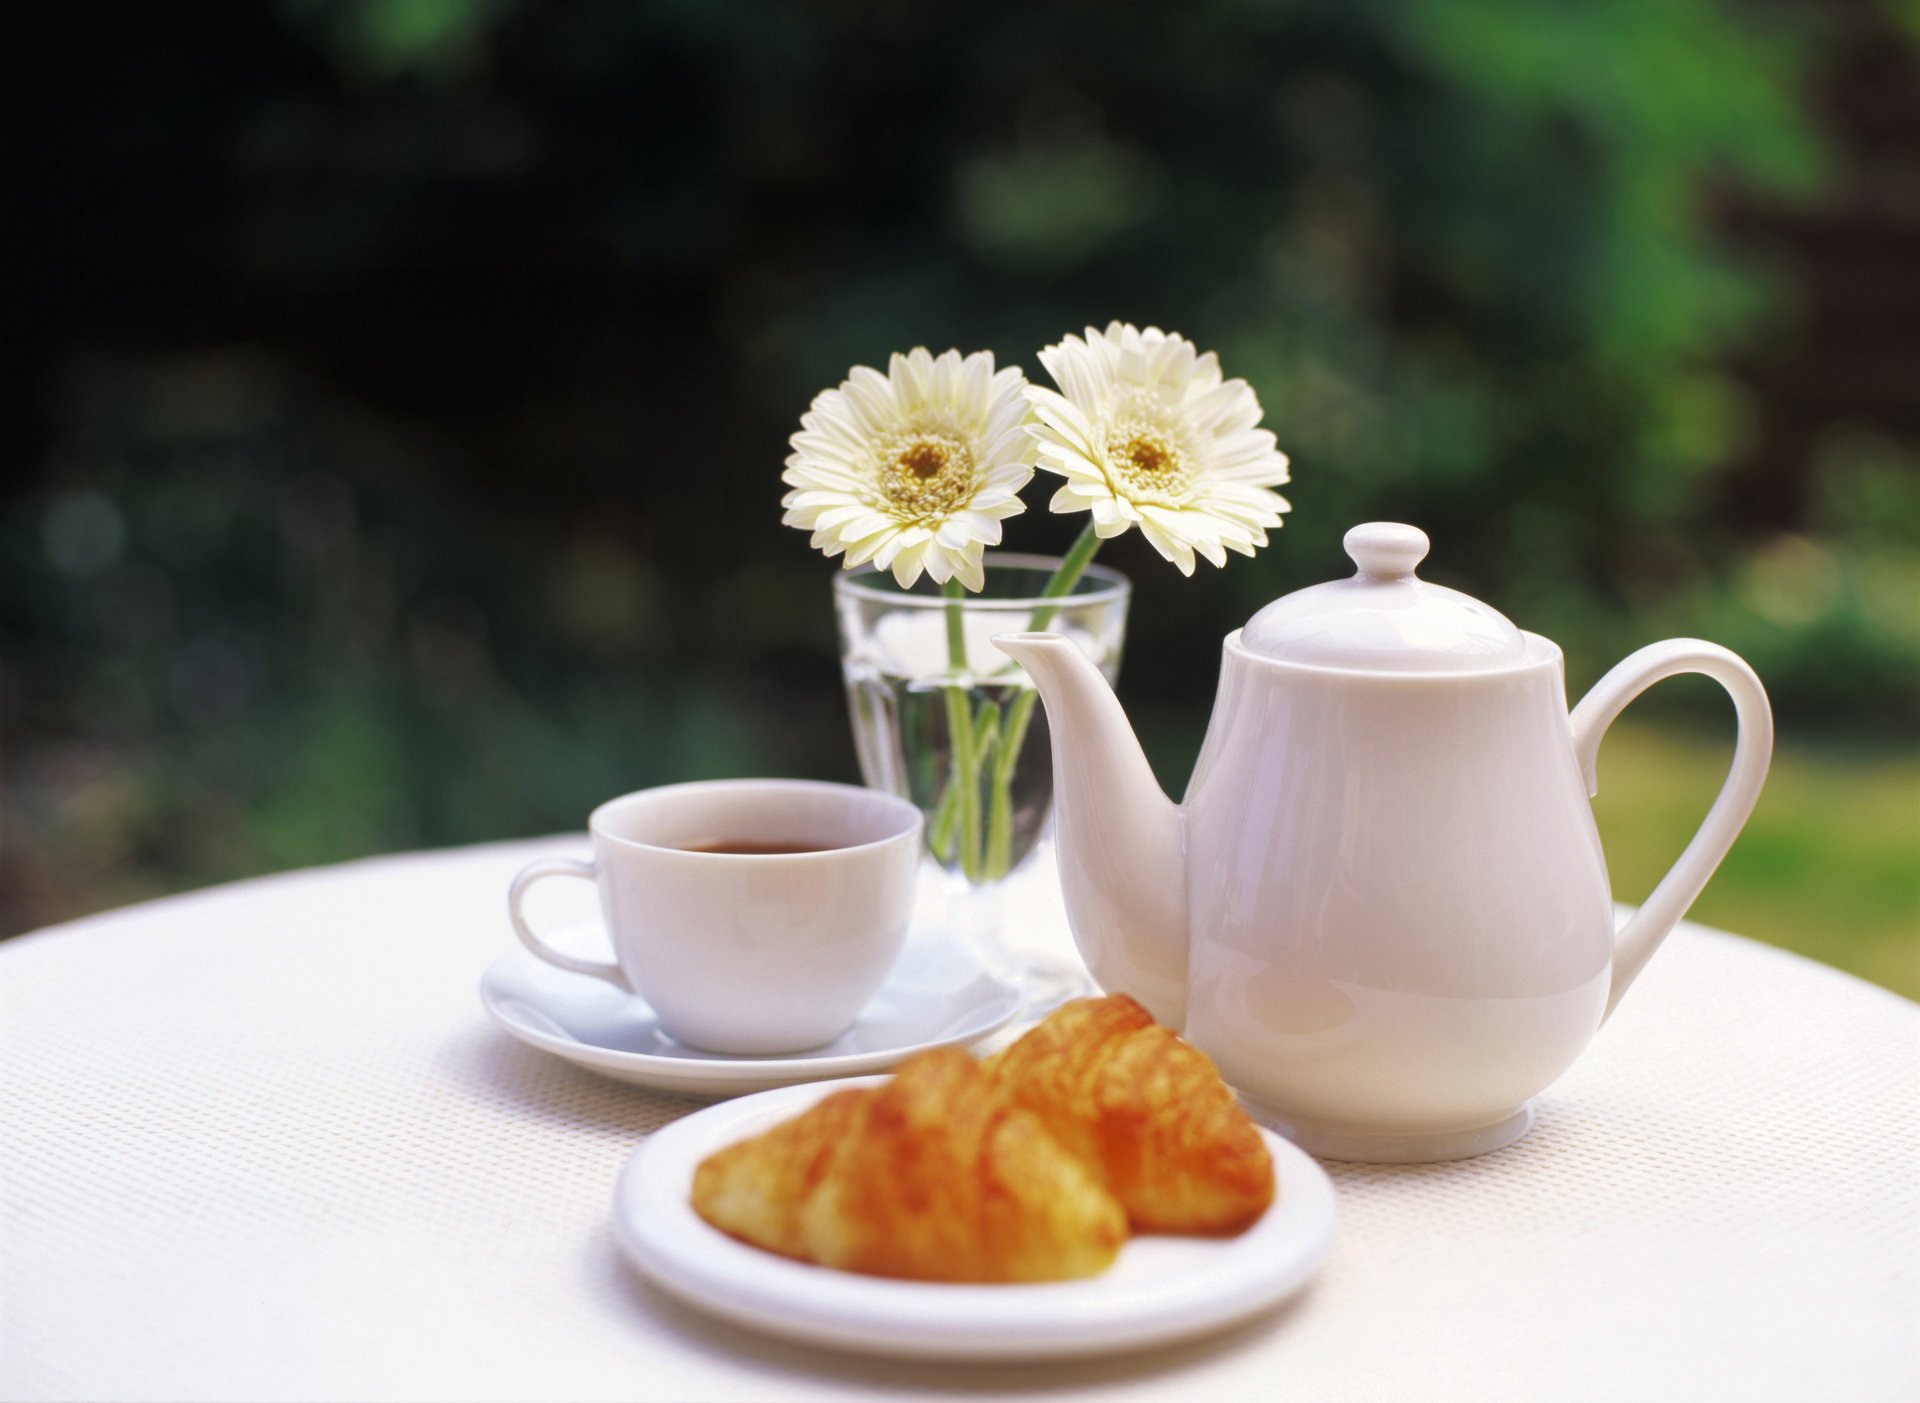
<box><xmin>507</xmin><ymin>779</ymin><xmax>923</xmax><ymax>1055</ymax></box>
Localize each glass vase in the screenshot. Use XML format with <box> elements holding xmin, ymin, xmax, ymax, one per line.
<box><xmin>834</xmin><ymin>553</ymin><xmax>1130</xmax><ymax>987</ymax></box>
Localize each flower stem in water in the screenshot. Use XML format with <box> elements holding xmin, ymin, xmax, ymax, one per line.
<box><xmin>981</xmin><ymin>523</ymin><xmax>1103</xmax><ymax>878</ymax></box>
<box><xmin>941</xmin><ymin>578</ymin><xmax>983</xmax><ymax>880</ymax></box>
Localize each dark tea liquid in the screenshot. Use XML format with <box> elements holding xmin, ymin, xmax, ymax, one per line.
<box><xmin>674</xmin><ymin>839</ymin><xmax>837</xmax><ymax>855</ymax></box>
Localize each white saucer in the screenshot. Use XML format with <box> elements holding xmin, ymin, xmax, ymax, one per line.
<box><xmin>479</xmin><ymin>935</ymin><xmax>1025</xmax><ymax>1097</ymax></box>
<box><xmin>612</xmin><ymin>1076</ymin><xmax>1338</xmax><ymax>1361</ymax></box>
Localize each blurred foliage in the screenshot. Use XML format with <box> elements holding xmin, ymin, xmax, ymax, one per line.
<box><xmin>1593</xmin><ymin>721</ymin><xmax>1920</xmax><ymax>1000</ymax></box>
<box><xmin>3</xmin><ymin>0</ymin><xmax>1917</xmax><ymax>982</ymax></box>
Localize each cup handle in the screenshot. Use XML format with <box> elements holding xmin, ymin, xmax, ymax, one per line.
<box><xmin>506</xmin><ymin>855</ymin><xmax>631</xmax><ymax>991</ymax></box>
<box><xmin>1569</xmin><ymin>638</ymin><xmax>1773</xmax><ymax>1021</ymax></box>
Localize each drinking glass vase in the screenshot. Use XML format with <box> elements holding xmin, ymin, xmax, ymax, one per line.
<box><xmin>834</xmin><ymin>553</ymin><xmax>1130</xmax><ymax>990</ymax></box>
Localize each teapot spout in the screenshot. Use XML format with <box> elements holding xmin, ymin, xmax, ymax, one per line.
<box><xmin>992</xmin><ymin>632</ymin><xmax>1189</xmax><ymax>1027</ymax></box>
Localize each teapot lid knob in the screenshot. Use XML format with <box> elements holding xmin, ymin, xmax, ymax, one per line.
<box><xmin>1242</xmin><ymin>519</ymin><xmax>1526</xmax><ymax>670</ymax></box>
<box><xmin>1344</xmin><ymin>522</ymin><xmax>1429</xmax><ymax>579</ymax></box>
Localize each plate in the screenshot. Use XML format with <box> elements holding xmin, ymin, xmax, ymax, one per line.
<box><xmin>479</xmin><ymin>935</ymin><xmax>1024</xmax><ymax>1097</ymax></box>
<box><xmin>612</xmin><ymin>1076</ymin><xmax>1337</xmax><ymax>1361</ymax></box>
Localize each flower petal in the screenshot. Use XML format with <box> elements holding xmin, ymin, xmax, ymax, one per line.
<box><xmin>890</xmin><ymin>541</ymin><xmax>929</xmax><ymax>588</ymax></box>
<box><xmin>1017</xmin><ymin>321</ymin><xmax>1291</xmax><ymax>569</ymax></box>
<box><xmin>1137</xmin><ymin>516</ymin><xmax>1197</xmax><ymax>575</ymax></box>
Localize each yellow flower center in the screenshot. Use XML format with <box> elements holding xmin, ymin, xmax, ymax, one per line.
<box><xmin>1106</xmin><ymin>424</ymin><xmax>1191</xmax><ymax>503</ymax></box>
<box><xmin>876</xmin><ymin>431</ymin><xmax>976</xmax><ymax>524</ymax></box>
<box><xmin>1123</xmin><ymin>434</ymin><xmax>1177</xmax><ymax>478</ymax></box>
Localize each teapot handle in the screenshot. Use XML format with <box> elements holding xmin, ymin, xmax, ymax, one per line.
<box><xmin>1569</xmin><ymin>639</ymin><xmax>1772</xmax><ymax>1020</ymax></box>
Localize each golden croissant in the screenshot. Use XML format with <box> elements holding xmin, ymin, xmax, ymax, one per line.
<box><xmin>691</xmin><ymin>1046</ymin><xmax>1126</xmax><ymax>1282</ymax></box>
<box><xmin>984</xmin><ymin>994</ymin><xmax>1275</xmax><ymax>1234</ymax></box>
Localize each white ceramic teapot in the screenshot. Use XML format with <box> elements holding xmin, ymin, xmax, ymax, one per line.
<box><xmin>994</xmin><ymin>522</ymin><xmax>1772</xmax><ymax>1162</ymax></box>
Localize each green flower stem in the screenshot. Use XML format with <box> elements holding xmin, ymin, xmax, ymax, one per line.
<box><xmin>941</xmin><ymin>579</ymin><xmax>983</xmax><ymax>880</ymax></box>
<box><xmin>1025</xmin><ymin>521</ymin><xmax>1102</xmax><ymax>634</ymax></box>
<box><xmin>935</xmin><ymin>527</ymin><xmax>1106</xmax><ymax>883</ymax></box>
<box><xmin>942</xmin><ymin>684</ymin><xmax>980</xmax><ymax>878</ymax></box>
<box><xmin>943</xmin><ymin>574</ymin><xmax>969</xmax><ymax>661</ymax></box>
<box><xmin>970</xmin><ymin>703</ymin><xmax>1002</xmax><ymax>874</ymax></box>
<box><xmin>984</xmin><ymin>689</ymin><xmax>1033</xmax><ymax>879</ymax></box>
<box><xmin>928</xmin><ymin>774</ymin><xmax>960</xmax><ymax>860</ymax></box>
<box><xmin>971</xmin><ymin>697</ymin><xmax>1001</xmax><ymax>761</ymax></box>
<box><xmin>981</xmin><ymin>522</ymin><xmax>1104</xmax><ymax>878</ymax></box>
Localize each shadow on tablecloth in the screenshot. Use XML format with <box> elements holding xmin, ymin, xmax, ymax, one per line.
<box><xmin>589</xmin><ymin>1230</ymin><xmax>1314</xmax><ymax>1392</ymax></box>
<box><xmin>438</xmin><ymin>1018</ymin><xmax>709</xmax><ymax>1137</ymax></box>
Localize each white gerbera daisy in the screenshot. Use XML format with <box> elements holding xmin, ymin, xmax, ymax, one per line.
<box><xmin>1026</xmin><ymin>322</ymin><xmax>1291</xmax><ymax>575</ymax></box>
<box><xmin>782</xmin><ymin>348</ymin><xmax>1035</xmax><ymax>591</ymax></box>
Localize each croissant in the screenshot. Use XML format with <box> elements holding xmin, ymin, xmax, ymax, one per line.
<box><xmin>983</xmin><ymin>994</ymin><xmax>1275</xmax><ymax>1234</ymax></box>
<box><xmin>691</xmin><ymin>1046</ymin><xmax>1127</xmax><ymax>1282</ymax></box>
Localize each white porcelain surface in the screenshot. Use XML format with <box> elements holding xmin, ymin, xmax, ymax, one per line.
<box><xmin>1244</xmin><ymin>1097</ymin><xmax>1537</xmax><ymax>1164</ymax></box>
<box><xmin>993</xmin><ymin>521</ymin><xmax>1773</xmax><ymax>1162</ymax></box>
<box><xmin>1240</xmin><ymin>522</ymin><xmax>1526</xmax><ymax>671</ymax></box>
<box><xmin>507</xmin><ymin>779</ymin><xmax>922</xmax><ymax>1055</ymax></box>
<box><xmin>479</xmin><ymin>934</ymin><xmax>1023</xmax><ymax>1096</ymax></box>
<box><xmin>611</xmin><ymin>1076</ymin><xmax>1337</xmax><ymax>1361</ymax></box>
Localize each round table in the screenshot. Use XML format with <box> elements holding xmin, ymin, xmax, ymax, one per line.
<box><xmin>3</xmin><ymin>839</ymin><xmax>1915</xmax><ymax>1402</ymax></box>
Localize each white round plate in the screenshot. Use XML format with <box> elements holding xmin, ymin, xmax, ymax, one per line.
<box><xmin>479</xmin><ymin>935</ymin><xmax>1024</xmax><ymax>1097</ymax></box>
<box><xmin>612</xmin><ymin>1076</ymin><xmax>1337</xmax><ymax>1361</ymax></box>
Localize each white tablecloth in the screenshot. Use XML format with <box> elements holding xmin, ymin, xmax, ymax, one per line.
<box><xmin>2</xmin><ymin>838</ymin><xmax>1916</xmax><ymax>1402</ymax></box>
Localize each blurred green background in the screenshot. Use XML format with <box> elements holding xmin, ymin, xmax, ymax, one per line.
<box><xmin>3</xmin><ymin>0</ymin><xmax>1916</xmax><ymax>996</ymax></box>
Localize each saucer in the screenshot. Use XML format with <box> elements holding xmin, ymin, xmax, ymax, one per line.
<box><xmin>478</xmin><ymin>933</ymin><xmax>1024</xmax><ymax>1097</ymax></box>
<box><xmin>612</xmin><ymin>1076</ymin><xmax>1338</xmax><ymax>1361</ymax></box>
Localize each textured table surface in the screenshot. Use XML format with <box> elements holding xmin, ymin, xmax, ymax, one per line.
<box><xmin>3</xmin><ymin>838</ymin><xmax>1916</xmax><ymax>1402</ymax></box>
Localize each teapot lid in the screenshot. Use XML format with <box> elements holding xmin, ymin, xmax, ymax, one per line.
<box><xmin>1241</xmin><ymin>523</ymin><xmax>1526</xmax><ymax>672</ymax></box>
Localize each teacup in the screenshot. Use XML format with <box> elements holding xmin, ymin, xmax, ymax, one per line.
<box><xmin>506</xmin><ymin>779</ymin><xmax>924</xmax><ymax>1055</ymax></box>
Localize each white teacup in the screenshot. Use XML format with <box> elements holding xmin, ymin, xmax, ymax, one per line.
<box><xmin>507</xmin><ymin>779</ymin><xmax>924</xmax><ymax>1055</ymax></box>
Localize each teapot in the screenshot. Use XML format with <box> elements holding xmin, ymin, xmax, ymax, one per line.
<box><xmin>994</xmin><ymin>522</ymin><xmax>1771</xmax><ymax>1162</ymax></box>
